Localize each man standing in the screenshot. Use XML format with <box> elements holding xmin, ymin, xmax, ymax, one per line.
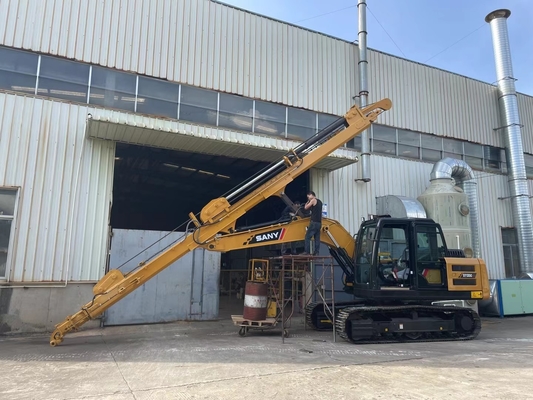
<box><xmin>302</xmin><ymin>191</ymin><xmax>323</xmax><ymax>255</ymax></box>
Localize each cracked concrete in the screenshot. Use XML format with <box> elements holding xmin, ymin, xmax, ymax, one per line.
<box><xmin>0</xmin><ymin>316</ymin><xmax>532</xmax><ymax>399</ymax></box>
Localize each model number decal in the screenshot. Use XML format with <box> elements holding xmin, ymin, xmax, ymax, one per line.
<box><xmin>459</xmin><ymin>273</ymin><xmax>476</xmax><ymax>278</ymax></box>
<box><xmin>248</xmin><ymin>228</ymin><xmax>286</xmax><ymax>244</ymax></box>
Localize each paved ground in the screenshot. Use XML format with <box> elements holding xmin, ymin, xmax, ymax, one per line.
<box><xmin>0</xmin><ymin>315</ymin><xmax>532</xmax><ymax>400</ymax></box>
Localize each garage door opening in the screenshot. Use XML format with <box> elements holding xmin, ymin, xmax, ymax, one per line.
<box><xmin>111</xmin><ymin>143</ymin><xmax>308</xmax><ymax>231</ymax></box>
<box><xmin>107</xmin><ymin>143</ymin><xmax>309</xmax><ymax>325</ymax></box>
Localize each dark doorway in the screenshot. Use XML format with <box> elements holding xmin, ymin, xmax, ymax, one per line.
<box><xmin>110</xmin><ymin>143</ymin><xmax>309</xmax><ymax>231</ymax></box>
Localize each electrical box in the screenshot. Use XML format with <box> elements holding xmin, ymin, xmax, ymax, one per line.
<box><xmin>497</xmin><ymin>279</ymin><xmax>533</xmax><ymax>316</ymax></box>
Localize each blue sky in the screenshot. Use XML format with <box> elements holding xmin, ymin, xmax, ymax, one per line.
<box><xmin>219</xmin><ymin>0</ymin><xmax>533</xmax><ymax>96</ymax></box>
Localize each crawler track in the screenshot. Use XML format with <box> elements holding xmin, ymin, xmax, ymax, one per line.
<box><xmin>335</xmin><ymin>305</ymin><xmax>481</xmax><ymax>344</ymax></box>
<box><xmin>305</xmin><ymin>301</ymin><xmax>360</xmax><ymax>331</ymax></box>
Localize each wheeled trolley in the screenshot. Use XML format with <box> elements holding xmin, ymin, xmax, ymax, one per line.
<box><xmin>231</xmin><ymin>315</ymin><xmax>288</xmax><ymax>337</ymax></box>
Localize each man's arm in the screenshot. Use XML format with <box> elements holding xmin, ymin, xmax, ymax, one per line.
<box><xmin>304</xmin><ymin>198</ymin><xmax>317</xmax><ymax>210</ymax></box>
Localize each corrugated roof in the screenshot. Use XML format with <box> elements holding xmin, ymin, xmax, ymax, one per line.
<box><xmin>85</xmin><ymin>112</ymin><xmax>359</xmax><ymax>171</ymax></box>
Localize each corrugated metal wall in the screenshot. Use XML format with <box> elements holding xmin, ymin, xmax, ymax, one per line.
<box><xmin>310</xmin><ymin>155</ymin><xmax>514</xmax><ymax>279</ymax></box>
<box><xmin>518</xmin><ymin>93</ymin><xmax>533</xmax><ymax>153</ymax></box>
<box><xmin>2</xmin><ymin>0</ymin><xmax>531</xmax><ymax>152</ymax></box>
<box><xmin>0</xmin><ymin>0</ymin><xmax>357</xmax><ymax>116</ymax></box>
<box><xmin>0</xmin><ymin>92</ymin><xmax>114</xmax><ymax>282</ymax></box>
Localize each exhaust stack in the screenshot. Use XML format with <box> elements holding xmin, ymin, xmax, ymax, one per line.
<box><xmin>485</xmin><ymin>9</ymin><xmax>533</xmax><ymax>274</ymax></box>
<box><xmin>357</xmin><ymin>0</ymin><xmax>370</xmax><ymax>182</ymax></box>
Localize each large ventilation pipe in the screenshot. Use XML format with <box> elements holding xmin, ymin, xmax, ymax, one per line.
<box><xmin>486</xmin><ymin>9</ymin><xmax>533</xmax><ymax>274</ymax></box>
<box><xmin>430</xmin><ymin>158</ymin><xmax>481</xmax><ymax>258</ymax></box>
<box><xmin>357</xmin><ymin>0</ymin><xmax>370</xmax><ymax>182</ymax></box>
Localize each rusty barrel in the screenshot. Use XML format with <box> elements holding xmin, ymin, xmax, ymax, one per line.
<box><xmin>242</xmin><ymin>281</ymin><xmax>268</xmax><ymax>321</ymax></box>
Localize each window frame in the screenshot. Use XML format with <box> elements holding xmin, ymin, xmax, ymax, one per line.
<box><xmin>0</xmin><ymin>187</ymin><xmax>20</xmax><ymax>281</ymax></box>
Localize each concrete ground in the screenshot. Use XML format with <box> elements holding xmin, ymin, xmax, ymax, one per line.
<box><xmin>0</xmin><ymin>314</ymin><xmax>532</xmax><ymax>400</ymax></box>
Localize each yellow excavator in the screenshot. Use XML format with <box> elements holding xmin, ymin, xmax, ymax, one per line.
<box><xmin>49</xmin><ymin>97</ymin><xmax>490</xmax><ymax>347</ymax></box>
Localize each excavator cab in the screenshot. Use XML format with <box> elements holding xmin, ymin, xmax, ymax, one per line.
<box><xmin>350</xmin><ymin>216</ymin><xmax>489</xmax><ymax>302</ymax></box>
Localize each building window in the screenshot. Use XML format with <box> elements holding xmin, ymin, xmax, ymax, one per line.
<box><xmin>218</xmin><ymin>93</ymin><xmax>253</xmax><ymax>132</ymax></box>
<box><xmin>421</xmin><ymin>134</ymin><xmax>443</xmax><ymax>162</ymax></box>
<box><xmin>179</xmin><ymin>85</ymin><xmax>218</xmax><ymax>126</ymax></box>
<box><xmin>254</xmin><ymin>100</ymin><xmax>286</xmax><ymax>137</ymax></box>
<box><xmin>4</xmin><ymin>45</ymin><xmax>533</xmax><ymax>176</ymax></box>
<box><xmin>136</xmin><ymin>76</ymin><xmax>179</xmax><ymax>119</ymax></box>
<box><xmin>0</xmin><ymin>189</ymin><xmax>17</xmax><ymax>279</ymax></box>
<box><xmin>484</xmin><ymin>146</ymin><xmax>503</xmax><ymax>172</ymax></box>
<box><xmin>372</xmin><ymin>124</ymin><xmax>396</xmax><ymax>155</ymax></box>
<box><xmin>38</xmin><ymin>56</ymin><xmax>90</xmax><ymax>102</ymax></box>
<box><xmin>287</xmin><ymin>108</ymin><xmax>316</xmax><ymax>141</ymax></box>
<box><xmin>398</xmin><ymin>129</ymin><xmax>420</xmax><ymax>160</ymax></box>
<box><xmin>464</xmin><ymin>142</ymin><xmax>484</xmax><ymax>170</ymax></box>
<box><xmin>524</xmin><ymin>153</ymin><xmax>533</xmax><ymax>179</ymax></box>
<box><xmin>89</xmin><ymin>66</ymin><xmax>137</xmax><ymax>112</ymax></box>
<box><xmin>443</xmin><ymin>138</ymin><xmax>463</xmax><ymax>160</ymax></box>
<box><xmin>0</xmin><ymin>47</ymin><xmax>38</xmax><ymax>94</ymax></box>
<box><xmin>501</xmin><ymin>228</ymin><xmax>520</xmax><ymax>278</ymax></box>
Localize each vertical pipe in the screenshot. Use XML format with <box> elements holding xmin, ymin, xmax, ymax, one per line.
<box><xmin>485</xmin><ymin>9</ymin><xmax>533</xmax><ymax>273</ymax></box>
<box><xmin>358</xmin><ymin>0</ymin><xmax>370</xmax><ymax>182</ymax></box>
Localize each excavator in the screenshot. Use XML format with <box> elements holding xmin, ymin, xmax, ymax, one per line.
<box><xmin>49</xmin><ymin>97</ymin><xmax>490</xmax><ymax>347</ymax></box>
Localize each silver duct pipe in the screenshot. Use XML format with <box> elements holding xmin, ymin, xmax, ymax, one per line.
<box><xmin>358</xmin><ymin>0</ymin><xmax>370</xmax><ymax>182</ymax></box>
<box><xmin>430</xmin><ymin>157</ymin><xmax>480</xmax><ymax>258</ymax></box>
<box><xmin>486</xmin><ymin>9</ymin><xmax>533</xmax><ymax>273</ymax></box>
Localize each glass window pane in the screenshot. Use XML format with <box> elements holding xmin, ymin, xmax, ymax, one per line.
<box><xmin>136</xmin><ymin>76</ymin><xmax>179</xmax><ymax>119</ymax></box>
<box><xmin>421</xmin><ymin>134</ymin><xmax>442</xmax><ymax>150</ymax></box>
<box><xmin>525</xmin><ymin>153</ymin><xmax>533</xmax><ymax>178</ymax></box>
<box><xmin>0</xmin><ymin>189</ymin><xmax>16</xmax><ymax>216</ymax></box>
<box><xmin>484</xmin><ymin>146</ymin><xmax>503</xmax><ymax>161</ymax></box>
<box><xmin>443</xmin><ymin>138</ymin><xmax>463</xmax><ymax>154</ymax></box>
<box><xmin>372</xmin><ymin>140</ymin><xmax>396</xmax><ymax>155</ymax></box>
<box><xmin>485</xmin><ymin>159</ymin><xmax>501</xmax><ymax>172</ymax></box>
<box><xmin>502</xmin><ymin>228</ymin><xmax>517</xmax><ymax>244</ymax></box>
<box><xmin>346</xmin><ymin>135</ymin><xmax>362</xmax><ymax>151</ymax></box>
<box><xmin>38</xmin><ymin>56</ymin><xmax>89</xmax><ymax>102</ymax></box>
<box><xmin>443</xmin><ymin>152</ymin><xmax>462</xmax><ymax>160</ymax></box>
<box><xmin>464</xmin><ymin>156</ymin><xmax>483</xmax><ymax>170</ymax></box>
<box><xmin>0</xmin><ymin>219</ymin><xmax>13</xmax><ymax>278</ymax></box>
<box><xmin>0</xmin><ymin>47</ymin><xmax>38</xmax><ymax>74</ymax></box>
<box><xmin>398</xmin><ymin>130</ymin><xmax>419</xmax><ymax>146</ymax></box>
<box><xmin>254</xmin><ymin>101</ymin><xmax>285</xmax><ymax>137</ymax></box>
<box><xmin>179</xmin><ymin>85</ymin><xmax>218</xmax><ymax>126</ymax></box>
<box><xmin>0</xmin><ymin>47</ymin><xmax>38</xmax><ymax>94</ymax></box>
<box><xmin>40</xmin><ymin>56</ymin><xmax>89</xmax><ymax>84</ymax></box>
<box><xmin>372</xmin><ymin>124</ymin><xmax>396</xmax><ymax>142</ymax></box>
<box><xmin>318</xmin><ymin>114</ymin><xmax>340</xmax><ymax>130</ymax></box>
<box><xmin>287</xmin><ymin>108</ymin><xmax>316</xmax><ymax>140</ymax></box>
<box><xmin>422</xmin><ymin>148</ymin><xmax>442</xmax><ymax>162</ymax></box>
<box><xmin>484</xmin><ymin>146</ymin><xmax>503</xmax><ymax>171</ymax></box>
<box><xmin>464</xmin><ymin>142</ymin><xmax>483</xmax><ymax>157</ymax></box>
<box><xmin>398</xmin><ymin>144</ymin><xmax>420</xmax><ymax>159</ymax></box>
<box><xmin>218</xmin><ymin>93</ymin><xmax>253</xmax><ymax>131</ymax></box>
<box><xmin>89</xmin><ymin>67</ymin><xmax>137</xmax><ymax>112</ymax></box>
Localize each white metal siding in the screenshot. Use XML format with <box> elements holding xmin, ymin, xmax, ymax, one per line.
<box><xmin>0</xmin><ymin>92</ymin><xmax>114</xmax><ymax>282</ymax></box>
<box><xmin>0</xmin><ymin>0</ymin><xmax>358</xmax><ymax>116</ymax></box>
<box><xmin>369</xmin><ymin>50</ymin><xmax>504</xmax><ymax>148</ymax></box>
<box><xmin>2</xmin><ymin>0</ymin><xmax>532</xmax><ymax>150</ymax></box>
<box><xmin>311</xmin><ymin>155</ymin><xmax>514</xmax><ymax>279</ymax></box>
<box><xmin>518</xmin><ymin>93</ymin><xmax>533</xmax><ymax>153</ymax></box>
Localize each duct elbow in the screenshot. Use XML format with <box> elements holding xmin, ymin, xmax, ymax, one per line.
<box><xmin>430</xmin><ymin>157</ymin><xmax>477</xmax><ymax>184</ymax></box>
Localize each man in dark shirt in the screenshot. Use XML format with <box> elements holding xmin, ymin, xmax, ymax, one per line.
<box><xmin>302</xmin><ymin>191</ymin><xmax>323</xmax><ymax>255</ymax></box>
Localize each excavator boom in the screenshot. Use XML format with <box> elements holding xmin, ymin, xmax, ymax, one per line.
<box><xmin>49</xmin><ymin>98</ymin><xmax>391</xmax><ymax>346</ymax></box>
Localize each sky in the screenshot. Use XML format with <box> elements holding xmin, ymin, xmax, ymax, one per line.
<box><xmin>219</xmin><ymin>0</ymin><xmax>533</xmax><ymax>96</ymax></box>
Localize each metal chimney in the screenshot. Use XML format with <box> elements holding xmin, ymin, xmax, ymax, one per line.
<box><xmin>485</xmin><ymin>9</ymin><xmax>533</xmax><ymax>274</ymax></box>
<box><xmin>358</xmin><ymin>0</ymin><xmax>370</xmax><ymax>182</ymax></box>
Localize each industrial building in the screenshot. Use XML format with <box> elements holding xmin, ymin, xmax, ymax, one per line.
<box><xmin>0</xmin><ymin>0</ymin><xmax>532</xmax><ymax>333</ymax></box>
